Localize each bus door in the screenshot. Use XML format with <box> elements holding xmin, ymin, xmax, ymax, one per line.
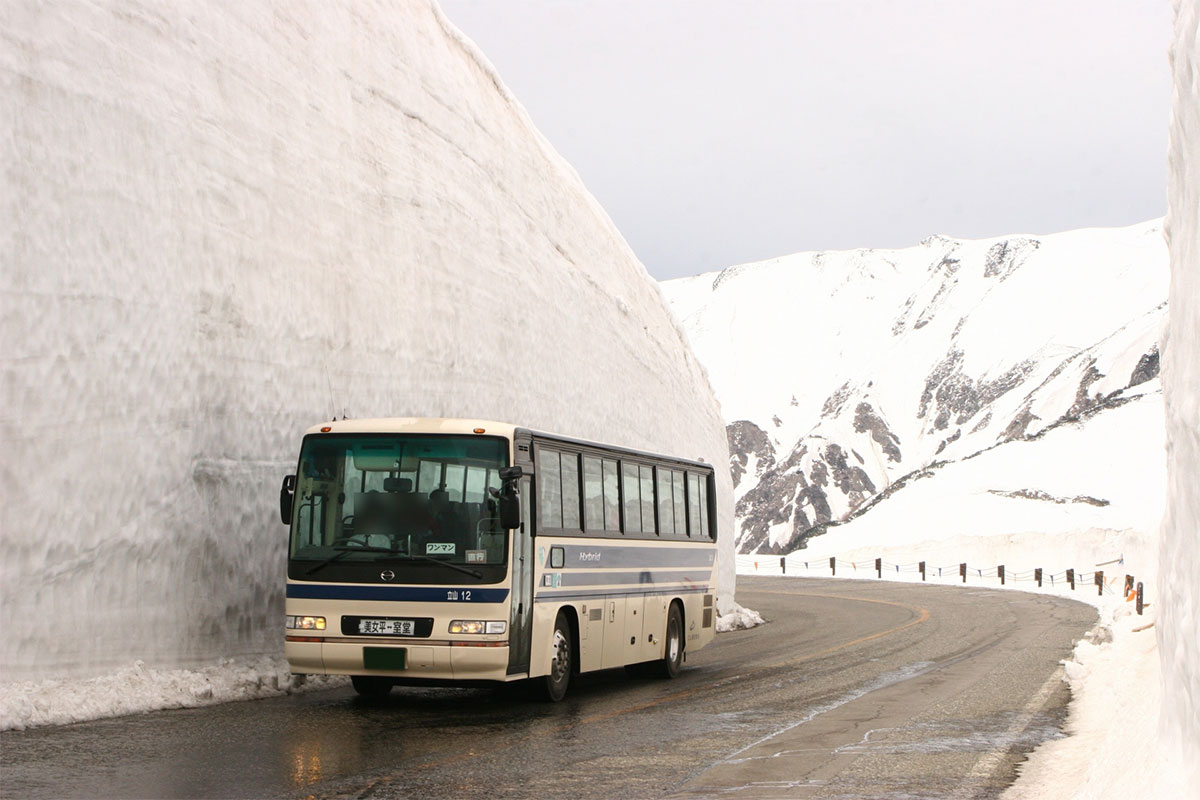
<box><xmin>507</xmin><ymin>475</ymin><xmax>533</xmax><ymax>674</ymax></box>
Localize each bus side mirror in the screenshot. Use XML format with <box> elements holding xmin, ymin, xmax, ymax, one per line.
<box><xmin>498</xmin><ymin>466</ymin><xmax>522</xmax><ymax>530</ymax></box>
<box><xmin>279</xmin><ymin>474</ymin><xmax>296</xmax><ymax>524</ymax></box>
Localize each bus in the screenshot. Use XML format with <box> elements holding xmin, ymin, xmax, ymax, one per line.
<box><xmin>280</xmin><ymin>417</ymin><xmax>718</xmax><ymax>701</ymax></box>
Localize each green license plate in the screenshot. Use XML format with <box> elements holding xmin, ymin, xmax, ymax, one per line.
<box><xmin>362</xmin><ymin>647</ymin><xmax>406</xmax><ymax>670</ymax></box>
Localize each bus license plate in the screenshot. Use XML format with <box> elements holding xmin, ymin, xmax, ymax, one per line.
<box><xmin>359</xmin><ymin>619</ymin><xmax>415</xmax><ymax>636</ymax></box>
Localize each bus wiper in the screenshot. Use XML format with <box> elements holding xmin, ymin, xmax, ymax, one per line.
<box><xmin>400</xmin><ymin>552</ymin><xmax>483</xmax><ymax>579</ymax></box>
<box><xmin>304</xmin><ymin>544</ymin><xmax>483</xmax><ymax>579</ymax></box>
<box><xmin>305</xmin><ymin>544</ymin><xmax>397</xmax><ymax>576</ymax></box>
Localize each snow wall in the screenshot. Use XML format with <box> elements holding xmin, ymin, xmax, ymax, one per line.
<box><xmin>0</xmin><ymin>0</ymin><xmax>734</xmax><ymax>684</ymax></box>
<box><xmin>1161</xmin><ymin>0</ymin><xmax>1200</xmax><ymax>783</ymax></box>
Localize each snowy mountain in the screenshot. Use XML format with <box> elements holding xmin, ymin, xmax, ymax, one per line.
<box><xmin>662</xmin><ymin>221</ymin><xmax>1167</xmax><ymax>554</ymax></box>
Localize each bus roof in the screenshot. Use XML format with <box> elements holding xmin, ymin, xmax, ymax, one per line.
<box><xmin>300</xmin><ymin>418</ymin><xmax>713</xmax><ymax>472</ymax></box>
<box><xmin>302</xmin><ymin>417</ymin><xmax>518</xmax><ymax>438</ymax></box>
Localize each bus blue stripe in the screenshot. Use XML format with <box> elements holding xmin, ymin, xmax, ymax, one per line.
<box><xmin>286</xmin><ymin>584</ymin><xmax>510</xmax><ymax>603</ymax></box>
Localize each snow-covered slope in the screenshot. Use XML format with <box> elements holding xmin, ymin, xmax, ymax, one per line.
<box><xmin>0</xmin><ymin>0</ymin><xmax>733</xmax><ymax>687</ymax></box>
<box><xmin>663</xmin><ymin>222</ymin><xmax>1167</xmax><ymax>554</ymax></box>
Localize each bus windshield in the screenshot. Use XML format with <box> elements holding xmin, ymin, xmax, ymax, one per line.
<box><xmin>288</xmin><ymin>434</ymin><xmax>509</xmax><ymax>582</ymax></box>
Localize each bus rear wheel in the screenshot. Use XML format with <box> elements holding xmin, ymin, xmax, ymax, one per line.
<box><xmin>656</xmin><ymin>603</ymin><xmax>684</xmax><ymax>679</ymax></box>
<box><xmin>351</xmin><ymin>675</ymin><xmax>394</xmax><ymax>698</ymax></box>
<box><xmin>542</xmin><ymin>611</ymin><xmax>573</xmax><ymax>701</ymax></box>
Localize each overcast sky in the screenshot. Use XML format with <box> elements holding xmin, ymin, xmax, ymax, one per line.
<box><xmin>439</xmin><ymin>0</ymin><xmax>1172</xmax><ymax>281</ymax></box>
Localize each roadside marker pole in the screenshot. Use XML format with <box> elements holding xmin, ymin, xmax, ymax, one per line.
<box><xmin>919</xmin><ymin>561</ymin><xmax>926</xmax><ymax>582</ymax></box>
<box><xmin>1035</xmin><ymin>568</ymin><xmax>1043</xmax><ymax>587</ymax></box>
<box><xmin>960</xmin><ymin>563</ymin><xmax>967</xmax><ymax>583</ymax></box>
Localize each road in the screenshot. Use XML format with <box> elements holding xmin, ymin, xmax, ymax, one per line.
<box><xmin>1</xmin><ymin>577</ymin><xmax>1096</xmax><ymax>799</ymax></box>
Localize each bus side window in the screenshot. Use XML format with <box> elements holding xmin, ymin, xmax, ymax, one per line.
<box><xmin>639</xmin><ymin>465</ymin><xmax>656</xmax><ymax>535</ymax></box>
<box><xmin>602</xmin><ymin>459</ymin><xmax>620</xmax><ymax>532</ymax></box>
<box><xmin>583</xmin><ymin>456</ymin><xmax>603</xmax><ymax>533</ymax></box>
<box><xmin>622</xmin><ymin>462</ymin><xmax>641</xmax><ymax>533</ymax></box>
<box><xmin>540</xmin><ymin>450</ymin><xmax>563</xmax><ymax>529</ymax></box>
<box><xmin>656</xmin><ymin>467</ymin><xmax>674</xmax><ymax>535</ymax></box>
<box><xmin>561</xmin><ymin>452</ymin><xmax>581</xmax><ymax>531</ymax></box>
<box><xmin>687</xmin><ymin>472</ymin><xmax>701</xmax><ymax>537</ymax></box>
<box><xmin>672</xmin><ymin>471</ymin><xmax>687</xmax><ymax>538</ymax></box>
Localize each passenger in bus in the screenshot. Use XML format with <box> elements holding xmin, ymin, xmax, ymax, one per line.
<box><xmin>428</xmin><ymin>488</ymin><xmax>465</xmax><ymax>550</ymax></box>
<box><xmin>395</xmin><ymin>490</ymin><xmax>435</xmax><ymax>552</ymax></box>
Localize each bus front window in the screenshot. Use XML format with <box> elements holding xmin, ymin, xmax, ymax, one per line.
<box><xmin>288</xmin><ymin>434</ymin><xmax>509</xmax><ymax>584</ymax></box>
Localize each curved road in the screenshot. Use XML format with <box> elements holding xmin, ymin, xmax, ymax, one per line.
<box><xmin>2</xmin><ymin>577</ymin><xmax>1096</xmax><ymax>799</ymax></box>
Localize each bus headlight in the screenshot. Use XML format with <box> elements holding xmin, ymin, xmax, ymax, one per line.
<box><xmin>286</xmin><ymin>615</ymin><xmax>326</xmax><ymax>630</ymax></box>
<box><xmin>449</xmin><ymin>620</ymin><xmax>507</xmax><ymax>635</ymax></box>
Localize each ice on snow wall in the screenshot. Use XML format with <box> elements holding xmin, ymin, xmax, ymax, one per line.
<box><xmin>1161</xmin><ymin>0</ymin><xmax>1199</xmax><ymax>782</ymax></box>
<box><xmin>0</xmin><ymin>1</ymin><xmax>734</xmax><ymax>682</ymax></box>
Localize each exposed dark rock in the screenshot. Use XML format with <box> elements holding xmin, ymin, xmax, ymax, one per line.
<box><xmin>987</xmin><ymin>488</ymin><xmax>1110</xmax><ymax>507</ymax></box>
<box><xmin>810</xmin><ymin>460</ymin><xmax>829</xmax><ymax>488</ymax></box>
<box><xmin>1128</xmin><ymin>347</ymin><xmax>1160</xmax><ymax>387</ymax></box>
<box><xmin>772</xmin><ymin>415</ymin><xmax>783</xmax><ymax>427</ymax></box>
<box><xmin>1002</xmin><ymin>404</ymin><xmax>1039</xmax><ymax>441</ymax></box>
<box><xmin>1067</xmin><ymin>363</ymin><xmax>1105</xmax><ymax>418</ymax></box>
<box><xmin>983</xmin><ymin>238</ymin><xmax>1040</xmax><ymax>280</ymax></box>
<box><xmin>726</xmin><ymin>420</ymin><xmax>776</xmax><ymax>489</ymax></box>
<box><xmin>711</xmin><ymin>264</ymin><xmax>747</xmax><ymax>291</ymax></box>
<box><xmin>934</xmin><ymin>428</ymin><xmax>962</xmax><ymax>455</ymax></box>
<box><xmin>822</xmin><ymin>383</ymin><xmax>852</xmax><ymax>416</ymax></box>
<box><xmin>824</xmin><ymin>443</ymin><xmax>876</xmax><ymax>498</ymax></box>
<box><xmin>919</xmin><ymin>349</ymin><xmax>1036</xmax><ymax>428</ymax></box>
<box><xmin>853</xmin><ymin>403</ymin><xmax>902</xmax><ymax>462</ymax></box>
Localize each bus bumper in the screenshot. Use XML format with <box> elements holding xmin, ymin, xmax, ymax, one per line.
<box><xmin>286</xmin><ymin>640</ymin><xmax>511</xmax><ymax>682</ymax></box>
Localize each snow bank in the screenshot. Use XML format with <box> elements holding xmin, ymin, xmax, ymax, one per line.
<box><xmin>1002</xmin><ymin>605</ymin><xmax>1186</xmax><ymax>800</ymax></box>
<box><xmin>0</xmin><ymin>0</ymin><xmax>735</xmax><ymax>706</ymax></box>
<box><xmin>1160</xmin><ymin>0</ymin><xmax>1200</xmax><ymax>789</ymax></box>
<box><xmin>0</xmin><ymin>658</ymin><xmax>348</xmax><ymax>732</ymax></box>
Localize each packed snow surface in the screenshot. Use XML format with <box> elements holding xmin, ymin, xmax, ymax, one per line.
<box><xmin>0</xmin><ymin>0</ymin><xmax>735</xmax><ymax>719</ymax></box>
<box><xmin>1160</xmin><ymin>0</ymin><xmax>1200</xmax><ymax>789</ymax></box>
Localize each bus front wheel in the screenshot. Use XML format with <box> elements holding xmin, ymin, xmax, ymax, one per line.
<box><xmin>543</xmin><ymin>611</ymin><xmax>573</xmax><ymax>701</ymax></box>
<box><xmin>351</xmin><ymin>675</ymin><xmax>394</xmax><ymax>698</ymax></box>
<box><xmin>656</xmin><ymin>603</ymin><xmax>684</xmax><ymax>679</ymax></box>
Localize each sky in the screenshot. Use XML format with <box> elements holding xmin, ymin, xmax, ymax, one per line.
<box><xmin>439</xmin><ymin>0</ymin><xmax>1173</xmax><ymax>281</ymax></box>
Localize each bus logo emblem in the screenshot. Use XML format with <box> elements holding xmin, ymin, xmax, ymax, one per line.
<box><xmin>380</xmin><ymin>570</ymin><xmax>395</xmax><ymax>582</ymax></box>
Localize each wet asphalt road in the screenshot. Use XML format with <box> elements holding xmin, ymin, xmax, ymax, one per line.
<box><xmin>1</xmin><ymin>577</ymin><xmax>1097</xmax><ymax>799</ymax></box>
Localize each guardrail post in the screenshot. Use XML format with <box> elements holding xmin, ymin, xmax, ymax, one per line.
<box><xmin>1136</xmin><ymin>582</ymin><xmax>1144</xmax><ymax>615</ymax></box>
<box><xmin>960</xmin><ymin>562</ymin><xmax>967</xmax><ymax>583</ymax></box>
<box><xmin>1124</xmin><ymin>574</ymin><xmax>1134</xmax><ymax>596</ymax></box>
<box><xmin>919</xmin><ymin>561</ymin><xmax>926</xmax><ymax>581</ymax></box>
<box><xmin>781</xmin><ymin>557</ymin><xmax>786</xmax><ymax>574</ymax></box>
<box><xmin>1035</xmin><ymin>568</ymin><xmax>1043</xmax><ymax>587</ymax></box>
<box><xmin>875</xmin><ymin>557</ymin><xmax>882</xmax><ymax>578</ymax></box>
<box><xmin>1096</xmin><ymin>570</ymin><xmax>1104</xmax><ymax>596</ymax></box>
<box><xmin>830</xmin><ymin>556</ymin><xmax>836</xmax><ymax>576</ymax></box>
<box><xmin>998</xmin><ymin>565</ymin><xmax>1005</xmax><ymax>585</ymax></box>
<box><xmin>1067</xmin><ymin>568</ymin><xmax>1075</xmax><ymax>590</ymax></box>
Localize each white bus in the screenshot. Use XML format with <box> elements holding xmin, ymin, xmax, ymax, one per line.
<box><xmin>280</xmin><ymin>418</ymin><xmax>718</xmax><ymax>700</ymax></box>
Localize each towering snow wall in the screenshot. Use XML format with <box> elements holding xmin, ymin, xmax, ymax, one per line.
<box><xmin>0</xmin><ymin>1</ymin><xmax>733</xmax><ymax>683</ymax></box>
<box><xmin>1161</xmin><ymin>0</ymin><xmax>1199</xmax><ymax>783</ymax></box>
